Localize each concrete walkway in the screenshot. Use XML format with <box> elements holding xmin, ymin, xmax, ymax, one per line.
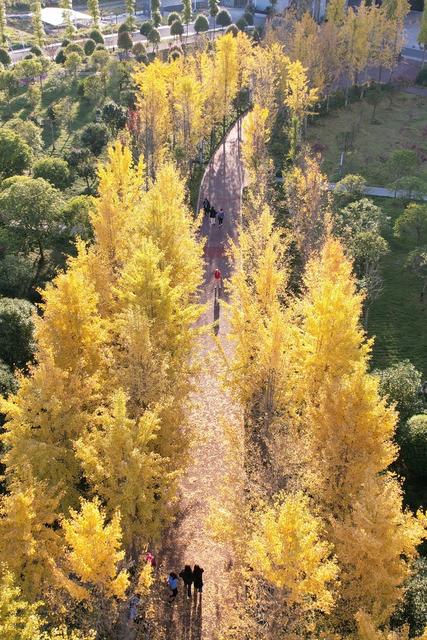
<box><xmin>330</xmin><ymin>183</ymin><xmax>427</xmax><ymax>201</ymax></box>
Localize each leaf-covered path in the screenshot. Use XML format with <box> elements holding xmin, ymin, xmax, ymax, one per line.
<box><xmin>154</xmin><ymin>120</ymin><xmax>245</xmax><ymax>640</ymax></box>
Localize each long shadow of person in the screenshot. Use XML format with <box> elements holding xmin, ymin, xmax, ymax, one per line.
<box><xmin>190</xmin><ymin>594</ymin><xmax>202</xmax><ymax>640</ymax></box>
<box><xmin>213</xmin><ymin>299</ymin><xmax>220</xmax><ymax>335</ymax></box>
<box><xmin>180</xmin><ymin>591</ymin><xmax>192</xmax><ymax>640</ymax></box>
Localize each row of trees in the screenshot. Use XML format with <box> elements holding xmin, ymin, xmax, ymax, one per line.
<box><xmin>0</xmin><ymin>142</ymin><xmax>204</xmax><ymax>635</ymax></box>
<box><xmin>209</xmin><ymin>109</ymin><xmax>427</xmax><ymax>638</ymax></box>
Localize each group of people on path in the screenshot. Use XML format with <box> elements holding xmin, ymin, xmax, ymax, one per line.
<box><xmin>203</xmin><ymin>198</ymin><xmax>225</xmax><ymax>227</ymax></box>
<box><xmin>168</xmin><ymin>565</ymin><xmax>204</xmax><ymax>601</ymax></box>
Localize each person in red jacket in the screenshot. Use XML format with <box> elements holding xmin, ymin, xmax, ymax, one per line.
<box><xmin>214</xmin><ymin>268</ymin><xmax>222</xmax><ymax>299</ymax></box>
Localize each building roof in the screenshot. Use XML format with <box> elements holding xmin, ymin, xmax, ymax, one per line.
<box><xmin>40</xmin><ymin>7</ymin><xmax>92</xmax><ymax>26</ymax></box>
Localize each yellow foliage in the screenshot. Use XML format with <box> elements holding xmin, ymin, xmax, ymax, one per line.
<box><xmin>214</xmin><ymin>33</ymin><xmax>239</xmax><ymax>124</ymax></box>
<box><xmin>75</xmin><ymin>389</ymin><xmax>175</xmax><ymax>550</ymax></box>
<box><xmin>284</xmin><ymin>59</ymin><xmax>318</xmax><ymax>123</ymax></box>
<box><xmin>61</xmin><ymin>498</ymin><xmax>129</xmax><ymax>600</ymax></box>
<box><xmin>250</xmin><ymin>492</ymin><xmax>339</xmax><ymax>613</ymax></box>
<box><xmin>0</xmin><ymin>480</ymin><xmax>62</xmax><ymax>601</ymax></box>
<box><xmin>0</xmin><ymin>567</ymin><xmax>44</xmax><ymax>639</ymax></box>
<box><xmin>242</xmin><ymin>104</ymin><xmax>270</xmax><ymax>180</ymax></box>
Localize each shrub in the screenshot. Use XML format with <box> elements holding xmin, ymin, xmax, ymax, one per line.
<box><xmin>33</xmin><ymin>157</ymin><xmax>72</xmax><ymax>190</ymax></box>
<box><xmin>89</xmin><ymin>29</ymin><xmax>104</xmax><ymax>44</ymax></box>
<box><xmin>217</xmin><ymin>8</ymin><xmax>232</xmax><ymax>28</ymax></box>
<box><xmin>167</xmin><ymin>11</ymin><xmax>180</xmax><ymax>25</ymax></box>
<box><xmin>194</xmin><ymin>14</ymin><xmax>209</xmax><ymax>34</ymax></box>
<box><xmin>0</xmin><ymin>254</ymin><xmax>33</xmax><ymax>298</ymax></box>
<box><xmin>101</xmin><ymin>100</ymin><xmax>127</xmax><ymax>132</ymax></box>
<box><xmin>236</xmin><ymin>16</ymin><xmax>248</xmax><ymax>30</ymax></box>
<box><xmin>55</xmin><ymin>49</ymin><xmax>66</xmax><ymax>64</ymax></box>
<box><xmin>0</xmin><ymin>297</ymin><xmax>35</xmax><ymax>370</ymax></box>
<box><xmin>132</xmin><ymin>41</ymin><xmax>146</xmax><ymax>56</ymax></box>
<box><xmin>225</xmin><ymin>23</ymin><xmax>238</xmax><ymax>36</ymax></box>
<box><xmin>84</xmin><ymin>38</ymin><xmax>96</xmax><ymax>56</ymax></box>
<box><xmin>394</xmin><ymin>558</ymin><xmax>427</xmax><ymax>636</ymax></box>
<box><xmin>244</xmin><ymin>10</ymin><xmax>254</xmax><ymax>24</ymax></box>
<box><xmin>61</xmin><ymin>38</ymin><xmax>71</xmax><ymax>47</ymax></box>
<box><xmin>118</xmin><ymin>21</ymin><xmax>130</xmax><ymax>33</ymax></box>
<box><xmin>30</xmin><ymin>45</ymin><xmax>43</xmax><ymax>56</ymax></box>
<box><xmin>0</xmin><ymin>48</ymin><xmax>12</xmax><ymax>66</ymax></box>
<box><xmin>65</xmin><ymin>43</ymin><xmax>85</xmax><ymax>57</ymax></box>
<box><xmin>140</xmin><ymin>20</ymin><xmax>153</xmax><ymax>36</ymax></box>
<box><xmin>95</xmin><ymin>43</ymin><xmax>106</xmax><ymax>50</ymax></box>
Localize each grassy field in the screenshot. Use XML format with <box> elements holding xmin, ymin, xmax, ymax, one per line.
<box><xmin>307</xmin><ymin>91</ymin><xmax>427</xmax><ymax>185</ymax></box>
<box><xmin>367</xmin><ymin>197</ymin><xmax>427</xmax><ymax>379</ymax></box>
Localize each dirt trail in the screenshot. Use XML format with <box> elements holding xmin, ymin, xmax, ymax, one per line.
<box><xmin>153</xmin><ymin>121</ymin><xmax>245</xmax><ymax>640</ymax></box>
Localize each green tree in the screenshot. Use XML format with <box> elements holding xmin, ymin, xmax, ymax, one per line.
<box><xmin>89</xmin><ymin>28</ymin><xmax>104</xmax><ymax>43</ymax></box>
<box><xmin>147</xmin><ymin>26</ymin><xmax>160</xmax><ymax>52</ymax></box>
<box><xmin>0</xmin><ymin>177</ymin><xmax>63</xmax><ymax>274</ymax></box>
<box><xmin>87</xmin><ymin>0</ymin><xmax>100</xmax><ymax>27</ymax></box>
<box><xmin>386</xmin><ymin>149</ymin><xmax>419</xmax><ymax>186</ymax></box>
<box><xmin>33</xmin><ymin>157</ymin><xmax>71</xmax><ymax>189</ymax></box>
<box><xmin>60</xmin><ymin>0</ymin><xmax>75</xmax><ymax>37</ymax></box>
<box><xmin>152</xmin><ymin>9</ymin><xmax>161</xmax><ymax>27</ymax></box>
<box><xmin>4</xmin><ymin>119</ymin><xmax>43</xmax><ymax>156</ymax></box>
<box><xmin>396</xmin><ymin>558</ymin><xmax>427</xmax><ymax>636</ymax></box>
<box><xmin>140</xmin><ymin>20</ymin><xmax>153</xmax><ymax>36</ymax></box>
<box><xmin>376</xmin><ymin>360</ymin><xmax>423</xmax><ymax>424</ymax></box>
<box><xmin>117</xmin><ymin>29</ymin><xmax>133</xmax><ymax>55</ymax></box>
<box><xmin>399</xmin><ymin>415</ymin><xmax>427</xmax><ymax>478</ymax></box>
<box><xmin>80</xmin><ymin>122</ymin><xmax>109</xmax><ymax>156</ymax></box>
<box><xmin>64</xmin><ymin>51</ymin><xmax>82</xmax><ymax>80</ymax></box>
<box><xmin>30</xmin><ymin>0</ymin><xmax>45</xmax><ymax>47</ymax></box>
<box><xmin>406</xmin><ymin>245</ymin><xmax>427</xmax><ymax>301</ymax></box>
<box><xmin>209</xmin><ymin>0</ymin><xmax>219</xmax><ymax>33</ymax></box>
<box><xmin>60</xmin><ymin>195</ymin><xmax>94</xmax><ymax>240</ymax></box>
<box><xmin>216</xmin><ymin>8</ymin><xmax>232</xmax><ymax>31</ymax></box>
<box><xmin>0</xmin><ymin>298</ymin><xmax>35</xmax><ymax>370</ymax></box>
<box><xmin>0</xmin><ymin>130</ymin><xmax>32</xmax><ymax>179</ymax></box>
<box><xmin>334</xmin><ymin>174</ymin><xmax>367</xmax><ymax>207</ymax></box>
<box><xmin>394</xmin><ymin>203</ymin><xmax>427</xmax><ymax>245</ymax></box>
<box><xmin>0</xmin><ymin>360</ymin><xmax>17</xmax><ymax>397</ymax></box>
<box><xmin>0</xmin><ymin>3</ymin><xmax>6</xmax><ymax>46</ymax></box>
<box><xmin>0</xmin><ymin>255</ymin><xmax>34</xmax><ymax>298</ymax></box>
<box><xmin>101</xmin><ymin>101</ymin><xmax>127</xmax><ymax>133</ymax></box>
<box><xmin>125</xmin><ymin>0</ymin><xmax>136</xmax><ymax>29</ymax></box>
<box><xmin>194</xmin><ymin>13</ymin><xmax>209</xmax><ymax>35</ymax></box>
<box><xmin>170</xmin><ymin>18</ymin><xmax>184</xmax><ymax>39</ymax></box>
<box><xmin>182</xmin><ymin>0</ymin><xmax>192</xmax><ymax>39</ymax></box>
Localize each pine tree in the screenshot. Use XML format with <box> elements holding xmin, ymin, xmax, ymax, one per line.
<box><xmin>87</xmin><ymin>0</ymin><xmax>100</xmax><ymax>27</ymax></box>
<box><xmin>31</xmin><ymin>0</ymin><xmax>45</xmax><ymax>47</ymax></box>
<box><xmin>182</xmin><ymin>0</ymin><xmax>192</xmax><ymax>40</ymax></box>
<box><xmin>125</xmin><ymin>0</ymin><xmax>136</xmax><ymax>29</ymax></box>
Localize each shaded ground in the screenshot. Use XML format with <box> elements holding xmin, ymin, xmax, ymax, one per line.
<box><xmin>144</xmin><ymin>121</ymin><xmax>245</xmax><ymax>640</ymax></box>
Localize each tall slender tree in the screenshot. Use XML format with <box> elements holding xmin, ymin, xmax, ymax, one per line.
<box><xmin>87</xmin><ymin>0</ymin><xmax>101</xmax><ymax>28</ymax></box>
<box><xmin>31</xmin><ymin>0</ymin><xmax>45</xmax><ymax>47</ymax></box>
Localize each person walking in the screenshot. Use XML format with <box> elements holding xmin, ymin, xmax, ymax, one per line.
<box><xmin>218</xmin><ymin>208</ymin><xmax>224</xmax><ymax>226</ymax></box>
<box><xmin>193</xmin><ymin>565</ymin><xmax>204</xmax><ymax>593</ymax></box>
<box><xmin>179</xmin><ymin>565</ymin><xmax>194</xmax><ymax>598</ymax></box>
<box><xmin>167</xmin><ymin>572</ymin><xmax>179</xmax><ymax>601</ymax></box>
<box><xmin>129</xmin><ymin>593</ymin><xmax>141</xmax><ymax>622</ymax></box>
<box><xmin>214</xmin><ymin>268</ymin><xmax>222</xmax><ymax>299</ymax></box>
<box><xmin>202</xmin><ymin>198</ymin><xmax>210</xmax><ymax>215</ymax></box>
<box><xmin>210</xmin><ymin>206</ymin><xmax>217</xmax><ymax>226</ymax></box>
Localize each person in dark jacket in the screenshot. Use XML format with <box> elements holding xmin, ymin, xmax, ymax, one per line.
<box><xmin>202</xmin><ymin>198</ymin><xmax>211</xmax><ymax>215</ymax></box>
<box><xmin>179</xmin><ymin>565</ymin><xmax>194</xmax><ymax>598</ymax></box>
<box><xmin>193</xmin><ymin>564</ymin><xmax>204</xmax><ymax>593</ymax></box>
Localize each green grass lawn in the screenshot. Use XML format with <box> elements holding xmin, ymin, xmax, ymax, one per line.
<box><xmin>307</xmin><ymin>91</ymin><xmax>427</xmax><ymax>185</ymax></box>
<box><xmin>367</xmin><ymin>197</ymin><xmax>427</xmax><ymax>380</ymax></box>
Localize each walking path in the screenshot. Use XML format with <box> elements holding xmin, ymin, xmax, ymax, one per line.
<box><xmin>154</xmin><ymin>121</ymin><xmax>245</xmax><ymax>640</ymax></box>
<box><xmin>329</xmin><ymin>182</ymin><xmax>427</xmax><ymax>201</ymax></box>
